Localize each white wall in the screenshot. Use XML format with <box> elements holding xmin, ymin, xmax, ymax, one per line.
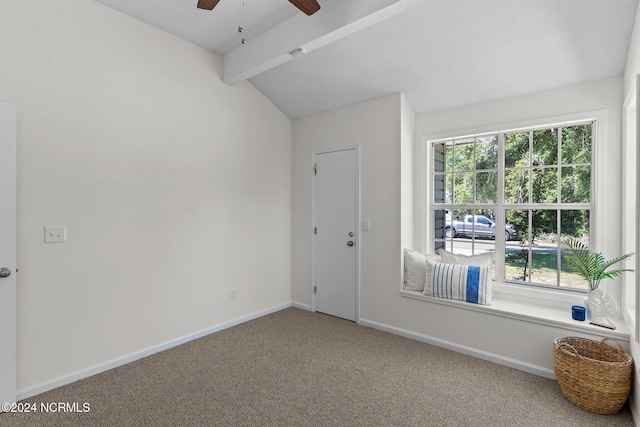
<box><xmin>625</xmin><ymin>4</ymin><xmax>640</xmax><ymax>94</ymax></box>
<box><xmin>400</xmin><ymin>95</ymin><xmax>415</xmax><ymax>254</ymax></box>
<box><xmin>0</xmin><ymin>0</ymin><xmax>292</xmax><ymax>392</ymax></box>
<box><xmin>291</xmin><ymin>94</ymin><xmax>403</xmax><ymax>314</ymax></box>
<box><xmin>623</xmin><ymin>3</ymin><xmax>640</xmax><ymax>422</ymax></box>
<box><xmin>292</xmin><ymin>78</ymin><xmax>625</xmax><ymax>375</ymax></box>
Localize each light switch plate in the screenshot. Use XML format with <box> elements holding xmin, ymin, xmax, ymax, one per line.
<box><xmin>44</xmin><ymin>226</ymin><xmax>66</xmax><ymax>243</ymax></box>
<box><xmin>361</xmin><ymin>219</ymin><xmax>370</xmax><ymax>232</ymax></box>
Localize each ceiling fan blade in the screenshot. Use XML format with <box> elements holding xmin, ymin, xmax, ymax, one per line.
<box><xmin>289</xmin><ymin>0</ymin><xmax>321</xmax><ymax>16</ymax></box>
<box><xmin>197</xmin><ymin>0</ymin><xmax>221</xmax><ymax>11</ymax></box>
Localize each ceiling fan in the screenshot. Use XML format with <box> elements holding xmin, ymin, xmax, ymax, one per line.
<box><xmin>196</xmin><ymin>0</ymin><xmax>321</xmax><ymax>16</ymax></box>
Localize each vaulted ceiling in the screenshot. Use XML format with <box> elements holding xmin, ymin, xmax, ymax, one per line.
<box><xmin>95</xmin><ymin>0</ymin><xmax>638</xmax><ymax>119</ymax></box>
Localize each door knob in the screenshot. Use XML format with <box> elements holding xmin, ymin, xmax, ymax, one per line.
<box><xmin>347</xmin><ymin>241</ymin><xmax>354</xmax><ymax>247</ymax></box>
<box><xmin>0</xmin><ymin>268</ymin><xmax>11</xmax><ymax>278</ymax></box>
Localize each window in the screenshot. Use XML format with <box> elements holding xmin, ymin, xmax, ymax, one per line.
<box><xmin>430</xmin><ymin>120</ymin><xmax>594</xmax><ymax>290</ymax></box>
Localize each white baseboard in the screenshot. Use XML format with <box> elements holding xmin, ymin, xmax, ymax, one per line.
<box><xmin>291</xmin><ymin>301</ymin><xmax>312</xmax><ymax>311</ymax></box>
<box><xmin>359</xmin><ymin>317</ymin><xmax>556</xmax><ymax>380</ymax></box>
<box><xmin>17</xmin><ymin>302</ymin><xmax>292</xmax><ymax>400</ymax></box>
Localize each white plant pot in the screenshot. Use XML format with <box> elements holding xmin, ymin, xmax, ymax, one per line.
<box><xmin>585</xmin><ymin>287</ymin><xmax>620</xmax><ymax>329</ymax></box>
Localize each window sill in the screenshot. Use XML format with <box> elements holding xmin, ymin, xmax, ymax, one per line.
<box><xmin>400</xmin><ymin>284</ymin><xmax>630</xmax><ymax>341</ymax></box>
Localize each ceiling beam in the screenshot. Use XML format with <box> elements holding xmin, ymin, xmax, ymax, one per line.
<box><xmin>222</xmin><ymin>0</ymin><xmax>425</xmax><ymax>85</ymax></box>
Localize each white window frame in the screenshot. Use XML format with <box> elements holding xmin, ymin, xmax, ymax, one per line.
<box><xmin>622</xmin><ymin>77</ymin><xmax>639</xmax><ymax>340</ymax></box>
<box><xmin>418</xmin><ymin>110</ymin><xmax>608</xmax><ymax>301</ymax></box>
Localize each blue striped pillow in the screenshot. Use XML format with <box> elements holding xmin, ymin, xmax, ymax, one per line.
<box><xmin>424</xmin><ymin>261</ymin><xmax>491</xmax><ymax>305</ymax></box>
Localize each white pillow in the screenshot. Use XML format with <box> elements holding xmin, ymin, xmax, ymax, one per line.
<box><xmin>438</xmin><ymin>249</ymin><xmax>494</xmax><ymax>268</ymax></box>
<box><xmin>437</xmin><ymin>249</ymin><xmax>494</xmax><ymax>303</ymax></box>
<box><xmin>424</xmin><ymin>261</ymin><xmax>492</xmax><ymax>305</ymax></box>
<box><xmin>403</xmin><ymin>249</ymin><xmax>441</xmax><ymax>291</ymax></box>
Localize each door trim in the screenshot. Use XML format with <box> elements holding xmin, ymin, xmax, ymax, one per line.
<box><xmin>311</xmin><ymin>145</ymin><xmax>360</xmax><ymax>323</ymax></box>
<box><xmin>0</xmin><ymin>103</ymin><xmax>17</xmax><ymax>407</ymax></box>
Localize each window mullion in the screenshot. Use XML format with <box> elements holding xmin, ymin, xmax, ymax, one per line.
<box><xmin>496</xmin><ymin>132</ymin><xmax>506</xmax><ymax>282</ymax></box>
<box><xmin>527</xmin><ymin>209</ymin><xmax>533</xmax><ymax>284</ymax></box>
<box><xmin>558</xmin><ymin>127</ymin><xmax>563</xmax><ymax>203</ymax></box>
<box><xmin>528</xmin><ymin>130</ymin><xmax>533</xmax><ymax>205</ymax></box>
<box><xmin>527</xmin><ymin>131</ymin><xmax>533</xmax><ymax>284</ymax></box>
<box><xmin>557</xmin><ymin>208</ymin><xmax>562</xmax><ymax>287</ymax></box>
<box><xmin>590</xmin><ymin>122</ymin><xmax>597</xmax><ymax>250</ymax></box>
<box><xmin>557</xmin><ymin>128</ymin><xmax>563</xmax><ymax>287</ymax></box>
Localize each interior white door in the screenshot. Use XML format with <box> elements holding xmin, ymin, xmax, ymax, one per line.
<box><xmin>0</xmin><ymin>103</ymin><xmax>17</xmax><ymax>407</ymax></box>
<box><xmin>314</xmin><ymin>148</ymin><xmax>357</xmax><ymax>321</ymax></box>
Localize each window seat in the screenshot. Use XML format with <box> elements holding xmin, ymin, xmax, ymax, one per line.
<box><xmin>400</xmin><ymin>283</ymin><xmax>629</xmax><ymax>342</ymax></box>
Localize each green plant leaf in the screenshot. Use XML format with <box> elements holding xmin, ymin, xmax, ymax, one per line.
<box><xmin>561</xmin><ymin>237</ymin><xmax>634</xmax><ymax>289</ymax></box>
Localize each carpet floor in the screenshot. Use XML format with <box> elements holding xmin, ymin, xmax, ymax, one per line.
<box><xmin>1</xmin><ymin>308</ymin><xmax>634</xmax><ymax>426</ymax></box>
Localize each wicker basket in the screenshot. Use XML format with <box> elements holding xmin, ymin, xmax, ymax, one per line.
<box><xmin>553</xmin><ymin>336</ymin><xmax>632</xmax><ymax>414</ymax></box>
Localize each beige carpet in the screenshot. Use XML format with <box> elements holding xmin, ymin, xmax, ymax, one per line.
<box><xmin>1</xmin><ymin>308</ymin><xmax>634</xmax><ymax>426</ymax></box>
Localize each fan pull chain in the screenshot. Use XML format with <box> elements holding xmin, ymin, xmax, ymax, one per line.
<box><xmin>238</xmin><ymin>0</ymin><xmax>246</xmax><ymax>44</ymax></box>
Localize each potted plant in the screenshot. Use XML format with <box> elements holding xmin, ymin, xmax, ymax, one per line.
<box><xmin>562</xmin><ymin>237</ymin><xmax>634</xmax><ymax>329</ymax></box>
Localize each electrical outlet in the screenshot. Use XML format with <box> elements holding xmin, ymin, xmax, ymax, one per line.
<box><xmin>44</xmin><ymin>226</ymin><xmax>66</xmax><ymax>243</ymax></box>
<box><xmin>230</xmin><ymin>288</ymin><xmax>237</xmax><ymax>301</ymax></box>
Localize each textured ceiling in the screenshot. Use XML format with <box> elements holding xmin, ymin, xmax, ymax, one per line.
<box><xmin>95</xmin><ymin>0</ymin><xmax>638</xmax><ymax>119</ymax></box>
<box><xmin>94</xmin><ymin>0</ymin><xmax>301</xmax><ymax>54</ymax></box>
